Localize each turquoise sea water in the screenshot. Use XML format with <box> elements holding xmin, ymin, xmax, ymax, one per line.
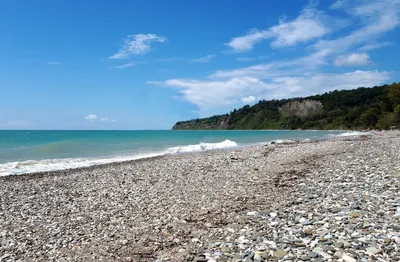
<box><xmin>0</xmin><ymin>130</ymin><xmax>358</xmax><ymax>175</ymax></box>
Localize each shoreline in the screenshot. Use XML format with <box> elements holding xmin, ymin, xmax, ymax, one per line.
<box><xmin>1</xmin><ymin>132</ymin><xmax>399</xmax><ymax>261</ymax></box>
<box><xmin>0</xmin><ymin>130</ymin><xmax>373</xmax><ymax>178</ymax></box>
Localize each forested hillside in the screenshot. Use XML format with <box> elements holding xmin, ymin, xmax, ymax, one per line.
<box><xmin>173</xmin><ymin>83</ymin><xmax>400</xmax><ymax>130</ymax></box>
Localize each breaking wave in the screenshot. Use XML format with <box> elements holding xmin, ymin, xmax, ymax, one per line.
<box><xmin>0</xmin><ymin>139</ymin><xmax>238</xmax><ymax>176</ymax></box>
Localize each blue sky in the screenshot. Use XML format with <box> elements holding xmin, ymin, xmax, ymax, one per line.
<box><xmin>0</xmin><ymin>0</ymin><xmax>399</xmax><ymax>130</ymax></box>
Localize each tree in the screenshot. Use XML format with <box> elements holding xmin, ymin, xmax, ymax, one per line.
<box><xmin>359</xmin><ymin>107</ymin><xmax>380</xmax><ymax>128</ymax></box>
<box><xmin>388</xmin><ymin>82</ymin><xmax>400</xmax><ymax>108</ymax></box>
<box><xmin>377</xmin><ymin>113</ymin><xmax>397</xmax><ymax>129</ymax></box>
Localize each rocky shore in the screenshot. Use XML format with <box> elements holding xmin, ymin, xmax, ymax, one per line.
<box><xmin>1</xmin><ymin>132</ymin><xmax>399</xmax><ymax>262</ymax></box>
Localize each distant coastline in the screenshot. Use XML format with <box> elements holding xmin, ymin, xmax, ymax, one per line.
<box><xmin>173</xmin><ymin>83</ymin><xmax>400</xmax><ymax>131</ymax></box>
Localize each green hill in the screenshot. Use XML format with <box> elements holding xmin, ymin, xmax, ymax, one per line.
<box><xmin>172</xmin><ymin>83</ymin><xmax>400</xmax><ymax>130</ymax></box>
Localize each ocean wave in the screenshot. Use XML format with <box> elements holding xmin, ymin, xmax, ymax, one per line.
<box><xmin>165</xmin><ymin>139</ymin><xmax>238</xmax><ymax>154</ymax></box>
<box><xmin>273</xmin><ymin>139</ymin><xmax>295</xmax><ymax>144</ymax></box>
<box><xmin>330</xmin><ymin>131</ymin><xmax>371</xmax><ymax>137</ymax></box>
<box><xmin>0</xmin><ymin>139</ymin><xmax>239</xmax><ymax>176</ymax></box>
<box><xmin>0</xmin><ymin>152</ymin><xmax>163</xmax><ymax>176</ymax></box>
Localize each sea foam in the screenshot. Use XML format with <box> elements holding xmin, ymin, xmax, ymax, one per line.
<box><xmin>330</xmin><ymin>131</ymin><xmax>371</xmax><ymax>137</ymax></box>
<box><xmin>166</xmin><ymin>139</ymin><xmax>238</xmax><ymax>154</ymax></box>
<box><xmin>0</xmin><ymin>140</ymin><xmax>238</xmax><ymax>176</ymax></box>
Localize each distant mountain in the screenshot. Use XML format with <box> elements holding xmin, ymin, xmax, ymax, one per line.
<box><xmin>173</xmin><ymin>83</ymin><xmax>400</xmax><ymax>130</ymax></box>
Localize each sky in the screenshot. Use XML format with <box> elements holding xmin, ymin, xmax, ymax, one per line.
<box><xmin>0</xmin><ymin>0</ymin><xmax>399</xmax><ymax>130</ymax></box>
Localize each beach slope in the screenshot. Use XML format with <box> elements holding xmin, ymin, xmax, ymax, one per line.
<box><xmin>1</xmin><ymin>132</ymin><xmax>399</xmax><ymax>261</ymax></box>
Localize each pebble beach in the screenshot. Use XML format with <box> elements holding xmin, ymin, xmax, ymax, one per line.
<box><xmin>1</xmin><ymin>132</ymin><xmax>400</xmax><ymax>262</ymax></box>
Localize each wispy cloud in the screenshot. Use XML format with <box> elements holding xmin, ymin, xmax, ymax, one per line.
<box><xmin>226</xmin><ymin>3</ymin><xmax>331</xmax><ymax>52</ymax></box>
<box><xmin>330</xmin><ymin>0</ymin><xmax>348</xmax><ymax>9</ymax></box>
<box><xmin>359</xmin><ymin>42</ymin><xmax>392</xmax><ymax>51</ymax></box>
<box><xmin>100</xmin><ymin>117</ymin><xmax>117</xmax><ymax>122</ymax></box>
<box><xmin>110</xmin><ymin>34</ymin><xmax>166</xmax><ymax>59</ymax></box>
<box><xmin>47</xmin><ymin>61</ymin><xmax>62</xmax><ymax>65</ymax></box>
<box><xmin>114</xmin><ymin>62</ymin><xmax>135</xmax><ymax>68</ymax></box>
<box><xmin>191</xmin><ymin>54</ymin><xmax>215</xmax><ymax>63</ymax></box>
<box><xmin>334</xmin><ymin>53</ymin><xmax>371</xmax><ymax>66</ymax></box>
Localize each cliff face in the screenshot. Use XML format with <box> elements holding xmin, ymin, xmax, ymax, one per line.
<box><xmin>279</xmin><ymin>100</ymin><xmax>323</xmax><ymax>117</ymax></box>
<box><xmin>172</xmin><ymin>85</ymin><xmax>396</xmax><ymax>130</ymax></box>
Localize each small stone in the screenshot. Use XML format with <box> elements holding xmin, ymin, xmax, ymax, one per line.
<box><xmin>343</xmin><ymin>241</ymin><xmax>352</xmax><ymax>248</ymax></box>
<box><xmin>238</xmin><ymin>244</ymin><xmax>246</xmax><ymax>250</ymax></box>
<box><xmin>365</xmin><ymin>246</ymin><xmax>381</xmax><ymax>255</ymax></box>
<box><xmin>304</xmin><ymin>229</ymin><xmax>313</xmax><ymax>235</ymax></box>
<box><xmin>335</xmin><ymin>242</ymin><xmax>344</xmax><ymax>248</ymax></box>
<box><xmin>193</xmin><ymin>257</ymin><xmax>208</xmax><ymax>262</ymax></box>
<box><xmin>334</xmin><ymin>251</ymin><xmax>343</xmax><ymax>258</ymax></box>
<box><xmin>253</xmin><ymin>253</ymin><xmax>262</xmax><ymax>262</ymax></box>
<box><xmin>349</xmin><ymin>212</ymin><xmax>360</xmax><ymax>218</ymax></box>
<box><xmin>308</xmin><ymin>252</ymin><xmax>319</xmax><ymax>258</ymax></box>
<box><xmin>384</xmin><ymin>238</ymin><xmax>391</xmax><ymax>243</ymax></box>
<box><xmin>342</xmin><ymin>254</ymin><xmax>356</xmax><ymax>262</ymax></box>
<box><xmin>299</xmin><ymin>217</ymin><xmax>312</xmax><ymax>225</ymax></box>
<box><xmin>391</xmin><ymin>225</ymin><xmax>400</xmax><ymax>230</ymax></box>
<box><xmin>294</xmin><ymin>242</ymin><xmax>306</xmax><ymax>247</ymax></box>
<box><xmin>274</xmin><ymin>250</ymin><xmax>287</xmax><ymax>259</ymax></box>
<box><xmin>270</xmin><ymin>212</ymin><xmax>277</xmax><ymax>218</ymax></box>
<box><xmin>121</xmin><ymin>239</ymin><xmax>128</xmax><ymax>245</ymax></box>
<box><xmin>192</xmin><ymin>238</ymin><xmax>200</xmax><ymax>243</ymax></box>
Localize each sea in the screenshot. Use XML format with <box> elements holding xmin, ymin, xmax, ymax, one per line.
<box><xmin>0</xmin><ymin>130</ymin><xmax>366</xmax><ymax>176</ymax></box>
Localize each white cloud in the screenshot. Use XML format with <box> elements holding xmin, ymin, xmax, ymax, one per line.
<box><xmin>84</xmin><ymin>114</ymin><xmax>98</xmax><ymax>120</ymax></box>
<box><xmin>226</xmin><ymin>3</ymin><xmax>329</xmax><ymax>51</ymax></box>
<box><xmin>0</xmin><ymin>120</ymin><xmax>35</xmax><ymax>129</ymax></box>
<box><xmin>110</xmin><ymin>34</ymin><xmax>166</xmax><ymax>59</ymax></box>
<box><xmin>100</xmin><ymin>117</ymin><xmax>117</xmax><ymax>122</ymax></box>
<box><xmin>191</xmin><ymin>54</ymin><xmax>215</xmax><ymax>63</ymax></box>
<box><xmin>334</xmin><ymin>53</ymin><xmax>371</xmax><ymax>66</ymax></box>
<box><xmin>330</xmin><ymin>0</ymin><xmax>348</xmax><ymax>9</ymax></box>
<box><xmin>85</xmin><ymin>114</ymin><xmax>116</xmax><ymax>123</ymax></box>
<box><xmin>359</xmin><ymin>42</ymin><xmax>392</xmax><ymax>51</ymax></box>
<box><xmin>227</xmin><ymin>29</ymin><xmax>269</xmax><ymax>52</ymax></box>
<box><xmin>150</xmin><ymin>77</ymin><xmax>276</xmax><ymax>112</ymax></box>
<box><xmin>114</xmin><ymin>62</ymin><xmax>135</xmax><ymax>68</ymax></box>
<box><xmin>241</xmin><ymin>96</ymin><xmax>256</xmax><ymax>104</ymax></box>
<box><xmin>47</xmin><ymin>62</ymin><xmax>62</xmax><ymax>65</ymax></box>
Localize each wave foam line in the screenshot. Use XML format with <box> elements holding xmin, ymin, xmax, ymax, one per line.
<box><xmin>0</xmin><ymin>139</ymin><xmax>238</xmax><ymax>176</ymax></box>
<box><xmin>330</xmin><ymin>131</ymin><xmax>371</xmax><ymax>137</ymax></box>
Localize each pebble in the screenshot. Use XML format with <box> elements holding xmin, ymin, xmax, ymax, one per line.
<box><xmin>274</xmin><ymin>250</ymin><xmax>287</xmax><ymax>259</ymax></box>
